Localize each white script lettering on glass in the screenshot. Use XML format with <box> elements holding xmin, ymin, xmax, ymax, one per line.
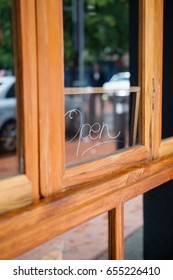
<box><xmin>65</xmin><ymin>109</ymin><xmax>121</xmax><ymax>156</ymax></box>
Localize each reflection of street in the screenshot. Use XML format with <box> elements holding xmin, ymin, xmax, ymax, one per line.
<box><xmin>0</xmin><ymin>154</ymin><xmax>18</xmax><ymax>178</ymax></box>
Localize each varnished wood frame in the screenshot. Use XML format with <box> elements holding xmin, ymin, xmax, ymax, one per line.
<box><xmin>0</xmin><ymin>154</ymin><xmax>173</xmax><ymax>259</ymax></box>
<box><xmin>36</xmin><ymin>0</ymin><xmax>65</xmax><ymax>196</ymax></box>
<box><xmin>151</xmin><ymin>0</ymin><xmax>173</xmax><ymax>159</ymax></box>
<box><xmin>159</xmin><ymin>138</ymin><xmax>173</xmax><ymax>157</ymax></box>
<box><xmin>0</xmin><ymin>0</ymin><xmax>39</xmax><ymax>214</ymax></box>
<box><xmin>17</xmin><ymin>0</ymin><xmax>39</xmax><ymax>200</ymax></box>
<box><xmin>0</xmin><ymin>0</ymin><xmax>167</xmax><ymax>260</ymax></box>
<box><xmin>37</xmin><ymin>0</ymin><xmax>156</xmax><ymax>197</ymax></box>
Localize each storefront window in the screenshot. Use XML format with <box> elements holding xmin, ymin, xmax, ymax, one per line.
<box><xmin>63</xmin><ymin>0</ymin><xmax>140</xmax><ymax>167</ymax></box>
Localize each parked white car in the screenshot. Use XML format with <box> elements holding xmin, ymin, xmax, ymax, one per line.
<box><xmin>0</xmin><ymin>75</ymin><xmax>82</xmax><ymax>151</ymax></box>
<box><xmin>103</xmin><ymin>71</ymin><xmax>130</xmax><ymax>96</ymax></box>
<box><xmin>0</xmin><ymin>76</ymin><xmax>16</xmax><ymax>152</ymax></box>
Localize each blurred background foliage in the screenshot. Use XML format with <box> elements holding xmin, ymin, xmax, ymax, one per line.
<box><xmin>0</xmin><ymin>0</ymin><xmax>129</xmax><ymax>71</ymax></box>
<box><xmin>0</xmin><ymin>0</ymin><xmax>13</xmax><ymax>70</ymax></box>
<box><xmin>63</xmin><ymin>0</ymin><xmax>129</xmax><ymax>66</ymax></box>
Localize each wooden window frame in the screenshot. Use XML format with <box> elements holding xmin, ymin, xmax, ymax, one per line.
<box><xmin>159</xmin><ymin>138</ymin><xmax>173</xmax><ymax>157</ymax></box>
<box><xmin>0</xmin><ymin>0</ymin><xmax>39</xmax><ymax>214</ymax></box>
<box><xmin>151</xmin><ymin>0</ymin><xmax>173</xmax><ymax>158</ymax></box>
<box><xmin>0</xmin><ymin>0</ymin><xmax>170</xmax><ymax>261</ymax></box>
<box><xmin>36</xmin><ymin>0</ymin><xmax>153</xmax><ymax>197</ymax></box>
<box><xmin>35</xmin><ymin>0</ymin><xmax>165</xmax><ymax>195</ymax></box>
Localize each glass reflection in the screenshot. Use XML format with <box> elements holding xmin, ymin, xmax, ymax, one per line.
<box><xmin>64</xmin><ymin>0</ymin><xmax>140</xmax><ymax>167</ymax></box>
<box><xmin>65</xmin><ymin>89</ymin><xmax>133</xmax><ymax>166</ymax></box>
<box><xmin>0</xmin><ymin>0</ymin><xmax>18</xmax><ymax>177</ymax></box>
<box><xmin>124</xmin><ymin>195</ymin><xmax>143</xmax><ymax>260</ymax></box>
<box><xmin>15</xmin><ymin>213</ymin><xmax>108</xmax><ymax>260</ymax></box>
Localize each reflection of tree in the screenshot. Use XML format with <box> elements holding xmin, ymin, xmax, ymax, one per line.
<box><xmin>1</xmin><ymin>0</ymin><xmax>129</xmax><ymax>70</ymax></box>
<box><xmin>0</xmin><ymin>0</ymin><xmax>13</xmax><ymax>70</ymax></box>
<box><xmin>85</xmin><ymin>0</ymin><xmax>129</xmax><ymax>62</ymax></box>
<box><xmin>63</xmin><ymin>0</ymin><xmax>129</xmax><ymax>67</ymax></box>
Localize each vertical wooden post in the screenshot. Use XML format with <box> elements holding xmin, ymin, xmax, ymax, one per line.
<box><xmin>152</xmin><ymin>0</ymin><xmax>163</xmax><ymax>159</ymax></box>
<box><xmin>138</xmin><ymin>0</ymin><xmax>155</xmax><ymax>159</ymax></box>
<box><xmin>17</xmin><ymin>0</ymin><xmax>39</xmax><ymax>200</ymax></box>
<box><xmin>36</xmin><ymin>0</ymin><xmax>65</xmax><ymax>196</ymax></box>
<box><xmin>108</xmin><ymin>203</ymin><xmax>124</xmax><ymax>260</ymax></box>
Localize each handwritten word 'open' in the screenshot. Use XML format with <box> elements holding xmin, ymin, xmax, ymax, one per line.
<box><xmin>65</xmin><ymin>109</ymin><xmax>121</xmax><ymax>156</ymax></box>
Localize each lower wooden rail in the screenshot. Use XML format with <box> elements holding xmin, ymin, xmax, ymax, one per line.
<box><xmin>0</xmin><ymin>154</ymin><xmax>173</xmax><ymax>259</ymax></box>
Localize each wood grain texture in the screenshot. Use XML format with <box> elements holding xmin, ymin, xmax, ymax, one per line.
<box><xmin>0</xmin><ymin>154</ymin><xmax>173</xmax><ymax>259</ymax></box>
<box><xmin>65</xmin><ymin>87</ymin><xmax>140</xmax><ymax>95</ymax></box>
<box><xmin>138</xmin><ymin>0</ymin><xmax>155</xmax><ymax>156</ymax></box>
<box><xmin>63</xmin><ymin>146</ymin><xmax>148</xmax><ymax>188</ymax></box>
<box><xmin>36</xmin><ymin>0</ymin><xmax>65</xmax><ymax>197</ymax></box>
<box><xmin>0</xmin><ymin>175</ymin><xmax>32</xmax><ymax>215</ymax></box>
<box><xmin>109</xmin><ymin>205</ymin><xmax>124</xmax><ymax>260</ymax></box>
<box><xmin>18</xmin><ymin>0</ymin><xmax>39</xmax><ymax>200</ymax></box>
<box><xmin>0</xmin><ymin>0</ymin><xmax>167</xmax><ymax>261</ymax></box>
<box><xmin>152</xmin><ymin>0</ymin><xmax>163</xmax><ymax>158</ymax></box>
<box><xmin>129</xmin><ymin>91</ymin><xmax>140</xmax><ymax>146</ymax></box>
<box><xmin>159</xmin><ymin>138</ymin><xmax>173</xmax><ymax>157</ymax></box>
<box><xmin>0</xmin><ymin>0</ymin><xmax>39</xmax><ymax>215</ymax></box>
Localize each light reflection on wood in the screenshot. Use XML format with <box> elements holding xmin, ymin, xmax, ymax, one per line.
<box><xmin>65</xmin><ymin>86</ymin><xmax>140</xmax><ymax>95</ymax></box>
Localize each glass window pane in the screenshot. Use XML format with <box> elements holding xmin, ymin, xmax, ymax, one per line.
<box><xmin>63</xmin><ymin>0</ymin><xmax>140</xmax><ymax>167</ymax></box>
<box><xmin>0</xmin><ymin>0</ymin><xmax>19</xmax><ymax>178</ymax></box>
<box><xmin>124</xmin><ymin>195</ymin><xmax>143</xmax><ymax>260</ymax></box>
<box><xmin>62</xmin><ymin>213</ymin><xmax>108</xmax><ymax>260</ymax></box>
<box><xmin>15</xmin><ymin>213</ymin><xmax>108</xmax><ymax>260</ymax></box>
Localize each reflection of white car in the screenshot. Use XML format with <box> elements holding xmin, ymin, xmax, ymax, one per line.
<box><xmin>103</xmin><ymin>72</ymin><xmax>130</xmax><ymax>96</ymax></box>
<box><xmin>104</xmin><ymin>72</ymin><xmax>130</xmax><ymax>117</ymax></box>
<box><xmin>0</xmin><ymin>75</ymin><xmax>82</xmax><ymax>151</ymax></box>
<box><xmin>0</xmin><ymin>76</ymin><xmax>16</xmax><ymax>152</ymax></box>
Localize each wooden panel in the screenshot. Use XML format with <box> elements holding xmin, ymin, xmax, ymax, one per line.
<box><xmin>0</xmin><ymin>154</ymin><xmax>173</xmax><ymax>259</ymax></box>
<box><xmin>152</xmin><ymin>0</ymin><xmax>163</xmax><ymax>158</ymax></box>
<box><xmin>0</xmin><ymin>0</ymin><xmax>39</xmax><ymax>215</ymax></box>
<box><xmin>0</xmin><ymin>175</ymin><xmax>32</xmax><ymax>215</ymax></box>
<box><xmin>150</xmin><ymin>0</ymin><xmax>173</xmax><ymax>159</ymax></box>
<box><xmin>159</xmin><ymin>138</ymin><xmax>173</xmax><ymax>157</ymax></box>
<box><xmin>63</xmin><ymin>146</ymin><xmax>147</xmax><ymax>188</ymax></box>
<box><xmin>109</xmin><ymin>205</ymin><xmax>124</xmax><ymax>260</ymax></box>
<box><xmin>36</xmin><ymin>0</ymin><xmax>65</xmax><ymax>197</ymax></box>
<box><xmin>138</xmin><ymin>0</ymin><xmax>155</xmax><ymax>155</ymax></box>
<box><xmin>139</xmin><ymin>0</ymin><xmax>164</xmax><ymax>159</ymax></box>
<box><xmin>65</xmin><ymin>87</ymin><xmax>140</xmax><ymax>95</ymax></box>
<box><xmin>129</xmin><ymin>91</ymin><xmax>140</xmax><ymax>146</ymax></box>
<box><xmin>0</xmin><ymin>168</ymin><xmax>172</xmax><ymax>259</ymax></box>
<box><xmin>18</xmin><ymin>0</ymin><xmax>39</xmax><ymax>200</ymax></box>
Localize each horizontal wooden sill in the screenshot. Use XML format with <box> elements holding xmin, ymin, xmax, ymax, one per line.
<box><xmin>0</xmin><ymin>154</ymin><xmax>173</xmax><ymax>259</ymax></box>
